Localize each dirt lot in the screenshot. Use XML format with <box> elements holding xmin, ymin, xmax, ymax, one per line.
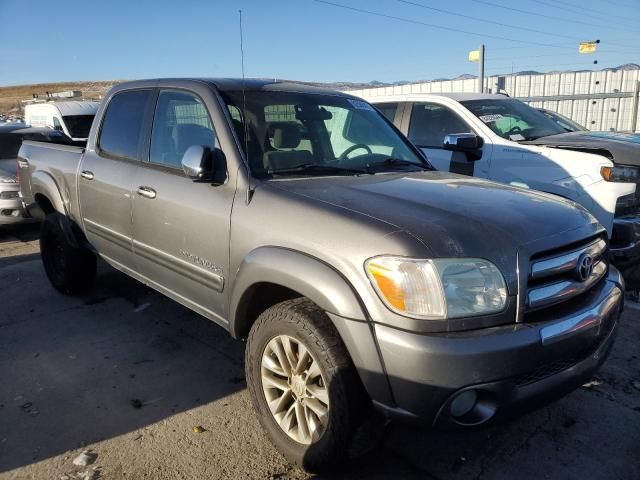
<box><xmin>0</xmin><ymin>81</ymin><xmax>118</xmax><ymax>115</ymax></box>
<box><xmin>0</xmin><ymin>223</ymin><xmax>638</xmax><ymax>480</ymax></box>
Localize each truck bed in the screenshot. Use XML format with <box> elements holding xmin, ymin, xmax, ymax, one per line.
<box><xmin>18</xmin><ymin>140</ymin><xmax>85</xmax><ymax>222</ymax></box>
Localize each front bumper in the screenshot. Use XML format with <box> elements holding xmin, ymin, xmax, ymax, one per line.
<box><xmin>372</xmin><ymin>268</ymin><xmax>624</xmax><ymax>427</ymax></box>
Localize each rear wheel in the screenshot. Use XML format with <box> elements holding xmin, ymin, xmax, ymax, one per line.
<box><xmin>246</xmin><ymin>298</ymin><xmax>363</xmax><ymax>472</ymax></box>
<box><xmin>40</xmin><ymin>213</ymin><xmax>96</xmax><ymax>294</ymax></box>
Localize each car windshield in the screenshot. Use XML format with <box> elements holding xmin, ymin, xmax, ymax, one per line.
<box><xmin>461</xmin><ymin>99</ymin><xmax>566</xmax><ymax>141</ymax></box>
<box><xmin>220</xmin><ymin>90</ymin><xmax>430</xmax><ymax>178</ymax></box>
<box><xmin>62</xmin><ymin>114</ymin><xmax>94</xmax><ymax>138</ymax></box>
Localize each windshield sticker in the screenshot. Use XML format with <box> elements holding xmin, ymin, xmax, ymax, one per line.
<box><xmin>509</xmin><ymin>133</ymin><xmax>525</xmax><ymax>141</ymax></box>
<box><xmin>479</xmin><ymin>114</ymin><xmax>503</xmax><ymax>123</ymax></box>
<box><xmin>348</xmin><ymin>99</ymin><xmax>375</xmax><ymax>111</ymax></box>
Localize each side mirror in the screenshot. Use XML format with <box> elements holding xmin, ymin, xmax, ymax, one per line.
<box><xmin>443</xmin><ymin>133</ymin><xmax>484</xmax><ymax>152</ymax></box>
<box><xmin>181</xmin><ymin>145</ymin><xmax>225</xmax><ymax>183</ymax></box>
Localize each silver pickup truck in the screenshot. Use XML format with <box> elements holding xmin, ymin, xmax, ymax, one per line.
<box><xmin>18</xmin><ymin>79</ymin><xmax>624</xmax><ymax>472</ymax></box>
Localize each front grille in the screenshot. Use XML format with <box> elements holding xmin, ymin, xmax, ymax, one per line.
<box><xmin>525</xmin><ymin>237</ymin><xmax>608</xmax><ymax>314</ymax></box>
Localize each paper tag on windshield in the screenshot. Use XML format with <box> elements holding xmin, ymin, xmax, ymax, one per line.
<box><xmin>348</xmin><ymin>99</ymin><xmax>375</xmax><ymax>111</ymax></box>
<box><xmin>479</xmin><ymin>114</ymin><xmax>503</xmax><ymax>123</ymax></box>
<box><xmin>510</xmin><ymin>133</ymin><xmax>525</xmax><ymax>141</ymax></box>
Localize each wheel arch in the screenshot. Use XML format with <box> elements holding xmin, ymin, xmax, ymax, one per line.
<box><xmin>229</xmin><ymin>247</ymin><xmax>367</xmax><ymax>340</ymax></box>
<box><xmin>31</xmin><ymin>171</ymin><xmax>67</xmax><ymax>217</ymax></box>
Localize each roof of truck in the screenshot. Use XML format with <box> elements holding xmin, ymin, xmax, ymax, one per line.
<box><xmin>117</xmin><ymin>78</ymin><xmax>355</xmax><ymax>96</ymax></box>
<box><xmin>366</xmin><ymin>92</ymin><xmax>510</xmax><ymax>103</ymax></box>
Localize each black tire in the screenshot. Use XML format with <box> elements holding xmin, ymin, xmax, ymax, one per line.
<box><xmin>40</xmin><ymin>213</ymin><xmax>96</xmax><ymax>295</ymax></box>
<box><xmin>246</xmin><ymin>298</ymin><xmax>363</xmax><ymax>472</ymax></box>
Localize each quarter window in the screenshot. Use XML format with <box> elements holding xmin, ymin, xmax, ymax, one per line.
<box><xmin>150</xmin><ymin>90</ymin><xmax>218</xmax><ymax>169</ymax></box>
<box><xmin>99</xmin><ymin>89</ymin><xmax>152</xmax><ymax>161</ymax></box>
<box><xmin>408</xmin><ymin>103</ymin><xmax>472</xmax><ymax>148</ymax></box>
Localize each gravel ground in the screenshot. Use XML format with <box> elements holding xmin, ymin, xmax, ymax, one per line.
<box><xmin>0</xmin><ymin>223</ymin><xmax>638</xmax><ymax>480</ymax></box>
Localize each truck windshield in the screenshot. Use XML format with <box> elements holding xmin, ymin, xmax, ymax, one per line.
<box><xmin>220</xmin><ymin>90</ymin><xmax>430</xmax><ymax>178</ymax></box>
<box><xmin>62</xmin><ymin>114</ymin><xmax>94</xmax><ymax>139</ymax></box>
<box><xmin>461</xmin><ymin>99</ymin><xmax>566</xmax><ymax>141</ymax></box>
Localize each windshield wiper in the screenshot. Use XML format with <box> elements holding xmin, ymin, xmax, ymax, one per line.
<box><xmin>267</xmin><ymin>163</ymin><xmax>370</xmax><ymax>176</ymax></box>
<box><xmin>369</xmin><ymin>158</ymin><xmax>432</xmax><ymax>170</ymax></box>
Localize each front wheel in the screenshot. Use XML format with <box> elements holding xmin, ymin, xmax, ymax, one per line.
<box><xmin>245</xmin><ymin>298</ymin><xmax>363</xmax><ymax>472</ymax></box>
<box><xmin>40</xmin><ymin>213</ymin><xmax>96</xmax><ymax>295</ymax></box>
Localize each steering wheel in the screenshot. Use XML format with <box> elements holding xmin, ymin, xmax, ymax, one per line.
<box><xmin>338</xmin><ymin>144</ymin><xmax>373</xmax><ymax>161</ymax></box>
<box><xmin>505</xmin><ymin>125</ymin><xmax>522</xmax><ymax>136</ymax></box>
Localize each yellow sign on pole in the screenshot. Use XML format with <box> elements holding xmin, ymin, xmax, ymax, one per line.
<box><xmin>579</xmin><ymin>41</ymin><xmax>598</xmax><ymax>54</ymax></box>
<box><xmin>468</xmin><ymin>50</ymin><xmax>480</xmax><ymax>62</ymax></box>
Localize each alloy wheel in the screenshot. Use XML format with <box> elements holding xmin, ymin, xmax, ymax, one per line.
<box><xmin>260</xmin><ymin>334</ymin><xmax>330</xmax><ymax>444</ymax></box>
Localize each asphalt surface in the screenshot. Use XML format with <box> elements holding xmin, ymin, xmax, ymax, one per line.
<box><xmin>0</xmin><ymin>223</ymin><xmax>639</xmax><ymax>480</ymax></box>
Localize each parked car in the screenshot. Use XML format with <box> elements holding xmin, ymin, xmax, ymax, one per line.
<box><xmin>25</xmin><ymin>101</ymin><xmax>99</xmax><ymax>142</ymax></box>
<box><xmin>537</xmin><ymin>108</ymin><xmax>586</xmax><ymax>132</ymax></box>
<box><xmin>0</xmin><ymin>124</ymin><xmax>32</xmax><ymax>225</ymax></box>
<box><xmin>19</xmin><ymin>79</ymin><xmax>624</xmax><ymax>471</ymax></box>
<box><xmin>368</xmin><ymin>94</ymin><xmax>640</xmax><ymax>288</ymax></box>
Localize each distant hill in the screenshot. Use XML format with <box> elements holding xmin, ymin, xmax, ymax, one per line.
<box><xmin>0</xmin><ymin>80</ymin><xmax>119</xmax><ymax>114</ymax></box>
<box><xmin>1</xmin><ymin>63</ymin><xmax>637</xmax><ymax>114</ymax></box>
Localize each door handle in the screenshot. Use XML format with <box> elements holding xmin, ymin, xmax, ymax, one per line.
<box><xmin>80</xmin><ymin>170</ymin><xmax>94</xmax><ymax>180</ymax></box>
<box><xmin>137</xmin><ymin>186</ymin><xmax>157</xmax><ymax>199</ymax></box>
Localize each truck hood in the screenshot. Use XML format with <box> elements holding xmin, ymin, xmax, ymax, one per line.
<box><xmin>270</xmin><ymin>170</ymin><xmax>597</xmax><ymax>259</ymax></box>
<box><xmin>522</xmin><ymin>131</ymin><xmax>640</xmax><ymax>166</ymax></box>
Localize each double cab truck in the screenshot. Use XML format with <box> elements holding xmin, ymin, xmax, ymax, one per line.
<box><xmin>18</xmin><ymin>79</ymin><xmax>624</xmax><ymax>471</ymax></box>
<box><xmin>368</xmin><ymin>94</ymin><xmax>640</xmax><ymax>288</ymax></box>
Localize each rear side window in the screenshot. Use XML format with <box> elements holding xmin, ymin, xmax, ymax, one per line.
<box><xmin>99</xmin><ymin>90</ymin><xmax>152</xmax><ymax>161</ymax></box>
<box><xmin>408</xmin><ymin>103</ymin><xmax>472</xmax><ymax>148</ymax></box>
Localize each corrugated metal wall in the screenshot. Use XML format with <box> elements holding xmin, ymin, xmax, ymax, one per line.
<box><xmin>347</xmin><ymin>69</ymin><xmax>640</xmax><ymax>132</ymax></box>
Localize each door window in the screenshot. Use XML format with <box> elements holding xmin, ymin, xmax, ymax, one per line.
<box><xmin>98</xmin><ymin>89</ymin><xmax>153</xmax><ymax>161</ymax></box>
<box><xmin>408</xmin><ymin>103</ymin><xmax>472</xmax><ymax>148</ymax></box>
<box><xmin>150</xmin><ymin>90</ymin><xmax>218</xmax><ymax>169</ymax></box>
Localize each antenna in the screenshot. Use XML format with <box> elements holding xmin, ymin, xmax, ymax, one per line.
<box><xmin>239</xmin><ymin>9</ymin><xmax>253</xmax><ymax>203</ymax></box>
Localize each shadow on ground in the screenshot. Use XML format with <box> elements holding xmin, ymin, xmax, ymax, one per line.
<box><xmin>0</xmin><ymin>250</ymin><xmax>638</xmax><ymax>479</ymax></box>
<box><xmin>0</xmin><ymin>259</ymin><xmax>246</xmax><ymax>473</ymax></box>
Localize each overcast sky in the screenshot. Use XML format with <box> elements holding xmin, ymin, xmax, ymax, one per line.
<box><xmin>0</xmin><ymin>0</ymin><xmax>638</xmax><ymax>86</ymax></box>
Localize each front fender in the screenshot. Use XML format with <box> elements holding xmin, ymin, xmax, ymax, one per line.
<box><xmin>229</xmin><ymin>247</ymin><xmax>367</xmax><ymax>337</ymax></box>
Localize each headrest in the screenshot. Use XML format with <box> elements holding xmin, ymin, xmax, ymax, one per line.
<box><xmin>271</xmin><ymin>122</ymin><xmax>301</xmax><ymax>149</ymax></box>
<box><xmin>173</xmin><ymin>123</ymin><xmax>214</xmax><ymax>154</ymax></box>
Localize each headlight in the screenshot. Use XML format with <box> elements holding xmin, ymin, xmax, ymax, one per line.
<box><xmin>0</xmin><ymin>175</ymin><xmax>17</xmax><ymax>184</ymax></box>
<box><xmin>601</xmin><ymin>166</ymin><xmax>640</xmax><ymax>183</ymax></box>
<box><xmin>365</xmin><ymin>257</ymin><xmax>507</xmax><ymax>319</ymax></box>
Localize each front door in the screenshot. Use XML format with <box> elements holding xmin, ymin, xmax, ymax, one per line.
<box><xmin>78</xmin><ymin>89</ymin><xmax>154</xmax><ymax>269</ymax></box>
<box><xmin>131</xmin><ymin>88</ymin><xmax>235</xmax><ymax>323</ymax></box>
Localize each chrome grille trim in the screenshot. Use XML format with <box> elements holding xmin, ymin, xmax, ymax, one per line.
<box><xmin>530</xmin><ymin>238</ymin><xmax>606</xmax><ymax>281</ymax></box>
<box><xmin>528</xmin><ymin>260</ymin><xmax>607</xmax><ymax>310</ymax></box>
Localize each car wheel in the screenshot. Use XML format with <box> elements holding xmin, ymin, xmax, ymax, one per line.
<box><xmin>40</xmin><ymin>213</ymin><xmax>96</xmax><ymax>294</ymax></box>
<box><xmin>246</xmin><ymin>298</ymin><xmax>363</xmax><ymax>472</ymax></box>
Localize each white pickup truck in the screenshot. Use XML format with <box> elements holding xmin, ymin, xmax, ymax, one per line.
<box><xmin>368</xmin><ymin>94</ymin><xmax>640</xmax><ymax>287</ymax></box>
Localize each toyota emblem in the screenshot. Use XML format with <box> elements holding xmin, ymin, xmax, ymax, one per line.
<box><xmin>576</xmin><ymin>254</ymin><xmax>594</xmax><ymax>282</ymax></box>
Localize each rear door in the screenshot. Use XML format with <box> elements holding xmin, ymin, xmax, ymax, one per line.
<box><xmin>78</xmin><ymin>89</ymin><xmax>154</xmax><ymax>269</ymax></box>
<box><xmin>405</xmin><ymin>101</ymin><xmax>486</xmax><ymax>176</ymax></box>
<box><xmin>131</xmin><ymin>87</ymin><xmax>235</xmax><ymax>322</ymax></box>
